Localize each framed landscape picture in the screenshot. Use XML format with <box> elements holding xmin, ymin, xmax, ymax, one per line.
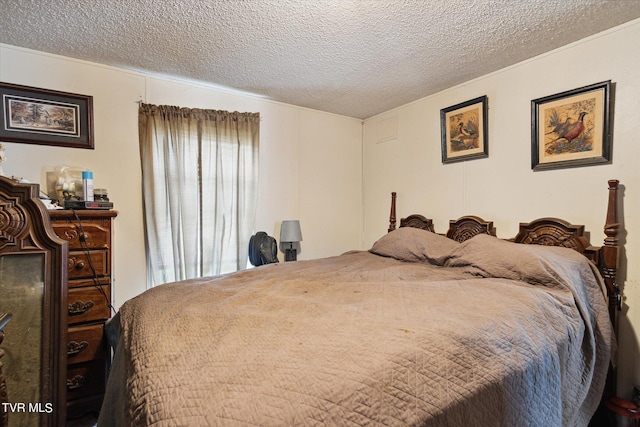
<box><xmin>440</xmin><ymin>95</ymin><xmax>488</xmax><ymax>164</ymax></box>
<box><xmin>0</xmin><ymin>82</ymin><xmax>94</xmax><ymax>149</ymax></box>
<box><xmin>531</xmin><ymin>81</ymin><xmax>611</xmax><ymax>171</ymax></box>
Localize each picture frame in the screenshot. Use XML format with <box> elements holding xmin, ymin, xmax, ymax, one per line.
<box><xmin>0</xmin><ymin>82</ymin><xmax>94</xmax><ymax>149</ymax></box>
<box><xmin>440</xmin><ymin>95</ymin><xmax>488</xmax><ymax>164</ymax></box>
<box><xmin>531</xmin><ymin>80</ymin><xmax>611</xmax><ymax>171</ymax></box>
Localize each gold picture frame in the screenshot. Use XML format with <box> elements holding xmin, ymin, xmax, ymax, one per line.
<box><xmin>531</xmin><ymin>81</ymin><xmax>611</xmax><ymax>171</ymax></box>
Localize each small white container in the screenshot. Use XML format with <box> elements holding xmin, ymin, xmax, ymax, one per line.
<box><xmin>82</xmin><ymin>171</ymin><xmax>94</xmax><ymax>201</ymax></box>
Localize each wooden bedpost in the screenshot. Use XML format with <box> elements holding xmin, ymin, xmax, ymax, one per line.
<box><xmin>388</xmin><ymin>192</ymin><xmax>397</xmax><ymax>232</ymax></box>
<box><xmin>599</xmin><ymin>179</ymin><xmax>620</xmax><ymax>410</ymax></box>
<box><xmin>602</xmin><ymin>180</ymin><xmax>621</xmax><ymax>330</ymax></box>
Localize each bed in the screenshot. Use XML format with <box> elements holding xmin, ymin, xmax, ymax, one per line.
<box><xmin>98</xmin><ymin>180</ymin><xmax>621</xmax><ymax>427</ymax></box>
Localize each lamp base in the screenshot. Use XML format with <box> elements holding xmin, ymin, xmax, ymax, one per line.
<box><xmin>284</xmin><ymin>248</ymin><xmax>297</xmax><ymax>262</ymax></box>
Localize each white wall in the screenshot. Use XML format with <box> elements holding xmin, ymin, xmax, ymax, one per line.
<box><xmin>0</xmin><ymin>44</ymin><xmax>363</xmax><ymax>310</ymax></box>
<box><xmin>363</xmin><ymin>19</ymin><xmax>640</xmax><ymax>397</ymax></box>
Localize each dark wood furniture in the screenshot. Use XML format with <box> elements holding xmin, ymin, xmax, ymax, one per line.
<box><xmin>0</xmin><ymin>176</ymin><xmax>68</xmax><ymax>426</ymax></box>
<box><xmin>49</xmin><ymin>209</ymin><xmax>117</xmax><ymax>419</ymax></box>
<box><xmin>0</xmin><ymin>313</ymin><xmax>12</xmax><ymax>427</ymax></box>
<box><xmin>388</xmin><ymin>179</ymin><xmax>621</xmax><ymax>422</ymax></box>
<box><xmin>446</xmin><ymin>215</ymin><xmax>496</xmax><ymax>242</ymax></box>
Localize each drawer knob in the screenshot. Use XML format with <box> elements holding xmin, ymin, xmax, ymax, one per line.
<box><xmin>67</xmin><ymin>340</ymin><xmax>89</xmax><ymax>357</ymax></box>
<box><xmin>68</xmin><ymin>300</ymin><xmax>95</xmax><ymax>316</ymax></box>
<box><xmin>67</xmin><ymin>375</ymin><xmax>89</xmax><ymax>391</ymax></box>
<box><xmin>74</xmin><ymin>261</ymin><xmax>86</xmax><ymax>270</ymax></box>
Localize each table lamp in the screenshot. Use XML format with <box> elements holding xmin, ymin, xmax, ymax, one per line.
<box><xmin>280</xmin><ymin>220</ymin><xmax>302</xmax><ymax>261</ymax></box>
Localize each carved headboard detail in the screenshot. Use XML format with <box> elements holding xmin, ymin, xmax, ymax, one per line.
<box><xmin>446</xmin><ymin>216</ymin><xmax>495</xmax><ymax>243</ymax></box>
<box><xmin>512</xmin><ymin>217</ymin><xmax>596</xmax><ymax>260</ymax></box>
<box><xmin>400</xmin><ymin>214</ymin><xmax>434</xmax><ymax>232</ymax></box>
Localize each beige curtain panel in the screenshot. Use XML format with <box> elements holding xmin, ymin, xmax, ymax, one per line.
<box><xmin>139</xmin><ymin>103</ymin><xmax>260</xmax><ymax>287</ymax></box>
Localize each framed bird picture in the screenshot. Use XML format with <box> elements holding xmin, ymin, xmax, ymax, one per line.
<box><xmin>440</xmin><ymin>95</ymin><xmax>488</xmax><ymax>164</ymax></box>
<box><xmin>531</xmin><ymin>80</ymin><xmax>611</xmax><ymax>171</ymax></box>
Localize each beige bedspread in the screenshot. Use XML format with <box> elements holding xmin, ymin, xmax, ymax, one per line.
<box><xmin>98</xmin><ymin>232</ymin><xmax>612</xmax><ymax>426</ymax></box>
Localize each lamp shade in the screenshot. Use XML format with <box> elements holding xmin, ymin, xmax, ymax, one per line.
<box><xmin>280</xmin><ymin>220</ymin><xmax>302</xmax><ymax>242</ymax></box>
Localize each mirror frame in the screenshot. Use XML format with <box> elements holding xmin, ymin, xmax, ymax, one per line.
<box><xmin>0</xmin><ymin>176</ymin><xmax>68</xmax><ymax>426</ymax></box>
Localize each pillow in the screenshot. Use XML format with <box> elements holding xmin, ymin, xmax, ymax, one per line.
<box><xmin>444</xmin><ymin>233</ymin><xmax>590</xmax><ymax>287</ymax></box>
<box><xmin>369</xmin><ymin>227</ymin><xmax>459</xmax><ymax>265</ymax></box>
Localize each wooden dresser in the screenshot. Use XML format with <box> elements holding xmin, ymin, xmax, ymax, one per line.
<box><xmin>49</xmin><ymin>210</ymin><xmax>117</xmax><ymax>419</ymax></box>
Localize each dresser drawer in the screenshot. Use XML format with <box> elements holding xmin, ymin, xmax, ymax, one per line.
<box><xmin>68</xmin><ymin>286</ymin><xmax>111</xmax><ymax>325</ymax></box>
<box><xmin>52</xmin><ymin>222</ymin><xmax>111</xmax><ymax>250</ymax></box>
<box><xmin>66</xmin><ymin>360</ymin><xmax>106</xmax><ymax>401</ymax></box>
<box><xmin>68</xmin><ymin>250</ymin><xmax>109</xmax><ymax>279</ymax></box>
<box><xmin>67</xmin><ymin>324</ymin><xmax>107</xmax><ymax>365</ymax></box>
<box><xmin>67</xmin><ymin>276</ymin><xmax>110</xmax><ymax>289</ymax></box>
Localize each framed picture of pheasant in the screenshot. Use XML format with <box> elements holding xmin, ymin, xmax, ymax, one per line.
<box><xmin>440</xmin><ymin>95</ymin><xmax>488</xmax><ymax>164</ymax></box>
<box><xmin>531</xmin><ymin>80</ymin><xmax>611</xmax><ymax>171</ymax></box>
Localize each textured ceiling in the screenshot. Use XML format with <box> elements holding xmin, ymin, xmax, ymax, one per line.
<box><xmin>1</xmin><ymin>0</ymin><xmax>639</xmax><ymax>119</ymax></box>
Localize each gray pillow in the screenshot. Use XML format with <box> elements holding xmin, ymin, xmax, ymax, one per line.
<box><xmin>369</xmin><ymin>227</ymin><xmax>459</xmax><ymax>265</ymax></box>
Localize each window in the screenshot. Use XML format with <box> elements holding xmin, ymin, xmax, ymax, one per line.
<box><xmin>139</xmin><ymin>104</ymin><xmax>259</xmax><ymax>286</ymax></box>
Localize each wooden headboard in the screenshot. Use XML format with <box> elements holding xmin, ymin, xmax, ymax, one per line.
<box><xmin>388</xmin><ymin>179</ymin><xmax>621</xmax><ymax>333</ymax></box>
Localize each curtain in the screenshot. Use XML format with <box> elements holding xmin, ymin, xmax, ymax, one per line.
<box><xmin>139</xmin><ymin>103</ymin><xmax>259</xmax><ymax>287</ymax></box>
